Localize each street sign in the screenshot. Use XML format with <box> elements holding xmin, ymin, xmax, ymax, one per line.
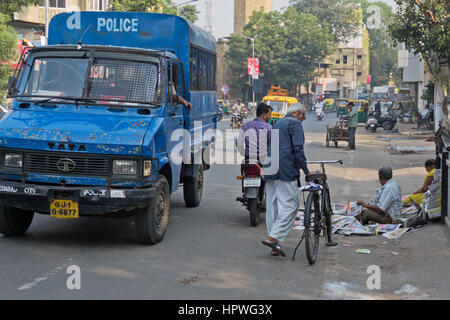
<box><xmin>221</xmin><ymin>84</ymin><xmax>229</xmax><ymax>96</ymax></box>
<box><xmin>247</xmin><ymin>58</ymin><xmax>259</xmax><ymax>77</ymax></box>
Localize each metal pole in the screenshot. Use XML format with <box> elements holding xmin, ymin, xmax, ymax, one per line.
<box><xmin>44</xmin><ymin>0</ymin><xmax>49</xmax><ymax>44</ymax></box>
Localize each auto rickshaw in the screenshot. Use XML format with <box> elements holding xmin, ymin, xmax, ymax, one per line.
<box><xmin>336</xmin><ymin>98</ymin><xmax>349</xmax><ymax>116</ymax></box>
<box><xmin>218</xmin><ymin>99</ymin><xmax>231</xmax><ymax>114</ymax></box>
<box><xmin>323</xmin><ymin>99</ymin><xmax>335</xmax><ymax>112</ymax></box>
<box><xmin>262</xmin><ymin>95</ymin><xmax>298</xmax><ymax>125</ymax></box>
<box><xmin>347</xmin><ymin>100</ymin><xmax>369</xmax><ymax>123</ymax></box>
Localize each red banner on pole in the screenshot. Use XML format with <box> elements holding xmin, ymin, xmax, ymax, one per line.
<box><xmin>248</xmin><ymin>58</ymin><xmax>259</xmax><ymax>76</ymax></box>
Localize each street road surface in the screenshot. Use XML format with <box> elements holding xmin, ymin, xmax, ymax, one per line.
<box><xmin>1</xmin><ymin>111</ymin><xmax>449</xmax><ymax>299</ymax></box>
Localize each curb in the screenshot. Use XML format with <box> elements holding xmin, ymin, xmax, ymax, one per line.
<box><xmin>399</xmin><ymin>131</ymin><xmax>434</xmax><ymax>136</ymax></box>
<box><xmin>388</xmin><ymin>144</ymin><xmax>435</xmax><ymax>153</ymax></box>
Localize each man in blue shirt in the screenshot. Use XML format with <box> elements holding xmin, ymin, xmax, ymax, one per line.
<box><xmin>356</xmin><ymin>167</ymin><xmax>402</xmax><ymax>225</ymax></box>
<box><xmin>261</xmin><ymin>103</ymin><xmax>310</xmax><ymax>257</ymax></box>
<box><xmin>237</xmin><ymin>103</ymin><xmax>273</xmax><ymax>164</ymax></box>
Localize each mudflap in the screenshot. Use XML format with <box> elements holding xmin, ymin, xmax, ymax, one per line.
<box><xmin>245</xmin><ymin>187</ymin><xmax>258</xmax><ymax>199</ymax></box>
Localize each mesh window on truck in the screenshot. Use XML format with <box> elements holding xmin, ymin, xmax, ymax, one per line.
<box><xmin>86</xmin><ymin>53</ymin><xmax>161</xmax><ymax>104</ymax></box>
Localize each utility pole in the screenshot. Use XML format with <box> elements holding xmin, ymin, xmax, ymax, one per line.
<box><xmin>44</xmin><ymin>0</ymin><xmax>49</xmax><ymax>45</ymax></box>
<box><xmin>204</xmin><ymin>0</ymin><xmax>213</xmax><ymax>33</ymax></box>
<box><xmin>240</xmin><ymin>34</ymin><xmax>258</xmax><ymax>103</ymax></box>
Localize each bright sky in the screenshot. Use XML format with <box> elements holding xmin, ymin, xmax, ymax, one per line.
<box><xmin>173</xmin><ymin>0</ymin><xmax>395</xmax><ymax>39</ymax></box>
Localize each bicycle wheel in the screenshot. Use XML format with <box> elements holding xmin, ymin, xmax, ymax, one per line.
<box><xmin>304</xmin><ymin>191</ymin><xmax>321</xmax><ymax>265</ymax></box>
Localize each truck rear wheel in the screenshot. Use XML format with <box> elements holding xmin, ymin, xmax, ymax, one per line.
<box><xmin>135</xmin><ymin>175</ymin><xmax>170</xmax><ymax>245</ymax></box>
<box><xmin>0</xmin><ymin>205</ymin><xmax>34</xmax><ymax>236</ymax></box>
<box><xmin>183</xmin><ymin>165</ymin><xmax>203</xmax><ymax>207</ymax></box>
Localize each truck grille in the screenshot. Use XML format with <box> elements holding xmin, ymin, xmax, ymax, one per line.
<box><xmin>25</xmin><ymin>153</ymin><xmax>109</xmax><ymax>177</ymax></box>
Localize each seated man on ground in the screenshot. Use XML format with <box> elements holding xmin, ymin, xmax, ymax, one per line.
<box><xmin>355</xmin><ymin>167</ymin><xmax>402</xmax><ymax>225</ymax></box>
<box><xmin>403</xmin><ymin>159</ymin><xmax>436</xmax><ymax>206</ymax></box>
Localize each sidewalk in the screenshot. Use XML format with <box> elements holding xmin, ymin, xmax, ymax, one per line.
<box><xmin>386</xmin><ymin>121</ymin><xmax>435</xmax><ymax>153</ymax></box>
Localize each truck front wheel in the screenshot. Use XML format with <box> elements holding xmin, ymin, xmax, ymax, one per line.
<box><xmin>0</xmin><ymin>205</ymin><xmax>34</xmax><ymax>236</ymax></box>
<box><xmin>135</xmin><ymin>175</ymin><xmax>170</xmax><ymax>245</ymax></box>
<box><xmin>183</xmin><ymin>165</ymin><xmax>203</xmax><ymax>207</ymax></box>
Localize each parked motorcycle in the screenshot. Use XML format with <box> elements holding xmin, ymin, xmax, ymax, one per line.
<box><xmin>236</xmin><ymin>163</ymin><xmax>265</xmax><ymax>226</ymax></box>
<box><xmin>316</xmin><ymin>104</ymin><xmax>324</xmax><ymax>120</ymax></box>
<box><xmin>365</xmin><ymin>110</ymin><xmax>397</xmax><ymax>132</ymax></box>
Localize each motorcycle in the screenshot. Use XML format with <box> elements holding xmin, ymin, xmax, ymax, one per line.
<box><xmin>231</xmin><ymin>112</ymin><xmax>243</xmax><ymax>130</ymax></box>
<box><xmin>217</xmin><ymin>104</ymin><xmax>224</xmax><ymax>122</ymax></box>
<box><xmin>242</xmin><ymin>106</ymin><xmax>248</xmax><ymax>119</ymax></box>
<box><xmin>315</xmin><ymin>105</ymin><xmax>324</xmax><ymax>120</ymax></box>
<box><xmin>365</xmin><ymin>110</ymin><xmax>397</xmax><ymax>132</ymax></box>
<box><xmin>236</xmin><ymin>163</ymin><xmax>265</xmax><ymax>226</ymax></box>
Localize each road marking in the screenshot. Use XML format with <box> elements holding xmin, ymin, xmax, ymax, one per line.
<box><xmin>18</xmin><ymin>264</ymin><xmax>67</xmax><ymax>291</ymax></box>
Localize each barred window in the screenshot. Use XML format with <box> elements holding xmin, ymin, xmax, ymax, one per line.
<box><xmin>189</xmin><ymin>46</ymin><xmax>216</xmax><ymax>91</ymax></box>
<box><xmin>86</xmin><ymin>55</ymin><xmax>161</xmax><ymax>104</ymax></box>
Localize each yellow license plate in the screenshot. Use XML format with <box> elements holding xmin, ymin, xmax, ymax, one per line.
<box><xmin>50</xmin><ymin>200</ymin><xmax>79</xmax><ymax>219</ymax></box>
<box><xmin>271</xmin><ymin>112</ymin><xmax>282</xmax><ymax>118</ymax></box>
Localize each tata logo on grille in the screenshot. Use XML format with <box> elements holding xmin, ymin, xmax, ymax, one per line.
<box><xmin>57</xmin><ymin>158</ymin><xmax>76</xmax><ymax>172</ymax></box>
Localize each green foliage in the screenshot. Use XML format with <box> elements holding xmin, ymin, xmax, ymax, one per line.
<box><xmin>109</xmin><ymin>0</ymin><xmax>198</xmax><ymax>22</ymax></box>
<box><xmin>0</xmin><ymin>14</ymin><xmax>17</xmax><ymax>103</ymax></box>
<box><xmin>180</xmin><ymin>4</ymin><xmax>199</xmax><ymax>23</ymax></box>
<box><xmin>0</xmin><ymin>0</ymin><xmax>41</xmax><ymax>16</ymax></box>
<box><xmin>225</xmin><ymin>8</ymin><xmax>334</xmax><ymax>97</ymax></box>
<box><xmin>389</xmin><ymin>0</ymin><xmax>449</xmax><ymax>68</ymax></box>
<box><xmin>290</xmin><ymin>0</ymin><xmax>361</xmax><ymax>43</ymax></box>
<box><xmin>388</xmin><ymin>0</ymin><xmax>449</xmax><ymax>119</ymax></box>
<box><xmin>356</xmin><ymin>0</ymin><xmax>398</xmax><ymax>87</ymax></box>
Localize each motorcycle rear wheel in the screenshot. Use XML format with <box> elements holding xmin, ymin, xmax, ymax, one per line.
<box><xmin>248</xmin><ymin>198</ymin><xmax>259</xmax><ymax>227</ymax></box>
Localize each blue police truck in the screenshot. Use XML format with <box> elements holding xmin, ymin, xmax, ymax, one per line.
<box><xmin>1</xmin><ymin>12</ymin><xmax>217</xmax><ymax>244</ymax></box>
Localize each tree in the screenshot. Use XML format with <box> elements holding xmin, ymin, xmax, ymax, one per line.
<box><xmin>109</xmin><ymin>0</ymin><xmax>199</xmax><ymax>23</ymax></box>
<box><xmin>179</xmin><ymin>4</ymin><xmax>199</xmax><ymax>23</ymax></box>
<box><xmin>0</xmin><ymin>1</ymin><xmax>41</xmax><ymax>17</ymax></box>
<box><xmin>225</xmin><ymin>8</ymin><xmax>334</xmax><ymax>97</ymax></box>
<box><xmin>389</xmin><ymin>0</ymin><xmax>449</xmax><ymax>127</ymax></box>
<box><xmin>290</xmin><ymin>0</ymin><xmax>361</xmax><ymax>43</ymax></box>
<box><xmin>356</xmin><ymin>0</ymin><xmax>398</xmax><ymax>87</ymax></box>
<box><xmin>0</xmin><ymin>14</ymin><xmax>17</xmax><ymax>103</ymax></box>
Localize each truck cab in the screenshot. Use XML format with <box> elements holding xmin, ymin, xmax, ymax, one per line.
<box><xmin>0</xmin><ymin>12</ymin><xmax>217</xmax><ymax>244</ymax></box>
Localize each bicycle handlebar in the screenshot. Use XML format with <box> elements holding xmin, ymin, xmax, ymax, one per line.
<box><xmin>307</xmin><ymin>160</ymin><xmax>343</xmax><ymax>165</ymax></box>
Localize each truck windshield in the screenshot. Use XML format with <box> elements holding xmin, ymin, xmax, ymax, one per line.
<box><xmin>17</xmin><ymin>51</ymin><xmax>163</xmax><ymax>106</ymax></box>
<box><xmin>23</xmin><ymin>57</ymin><xmax>89</xmax><ymax>98</ymax></box>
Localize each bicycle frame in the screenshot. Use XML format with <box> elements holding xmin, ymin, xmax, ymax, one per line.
<box><xmin>291</xmin><ymin>160</ymin><xmax>343</xmax><ymax>261</ymax></box>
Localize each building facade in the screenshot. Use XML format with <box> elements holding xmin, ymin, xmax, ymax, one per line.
<box><xmin>11</xmin><ymin>0</ymin><xmax>109</xmax><ymax>44</ymax></box>
<box><xmin>309</xmin><ymin>3</ymin><xmax>370</xmax><ymax>100</ymax></box>
<box><xmin>233</xmin><ymin>0</ymin><xmax>272</xmax><ymax>34</ymax></box>
<box><xmin>397</xmin><ymin>43</ymin><xmax>426</xmax><ymax>112</ymax></box>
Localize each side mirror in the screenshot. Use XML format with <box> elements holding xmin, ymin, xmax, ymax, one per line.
<box><xmin>7</xmin><ymin>76</ymin><xmax>16</xmax><ymax>97</ymax></box>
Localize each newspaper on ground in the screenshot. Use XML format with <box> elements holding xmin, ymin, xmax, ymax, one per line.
<box><xmin>382</xmin><ymin>227</ymin><xmax>411</xmax><ymax>240</ymax></box>
<box><xmin>331</xmin><ymin>202</ymin><xmax>362</xmax><ymax>216</ymax></box>
<box><xmin>374</xmin><ymin>223</ymin><xmax>401</xmax><ymax>234</ymax></box>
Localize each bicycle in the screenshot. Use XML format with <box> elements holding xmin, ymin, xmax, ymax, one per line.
<box><xmin>291</xmin><ymin>160</ymin><xmax>343</xmax><ymax>265</ymax></box>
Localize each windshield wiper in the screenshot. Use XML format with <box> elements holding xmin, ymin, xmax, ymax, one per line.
<box><xmin>34</xmin><ymin>97</ymin><xmax>98</xmax><ymax>105</ymax></box>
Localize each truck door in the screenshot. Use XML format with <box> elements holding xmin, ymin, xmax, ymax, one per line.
<box><xmin>166</xmin><ymin>59</ymin><xmax>185</xmax><ymax>190</ymax></box>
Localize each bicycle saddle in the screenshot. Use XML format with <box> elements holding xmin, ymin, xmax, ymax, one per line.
<box><xmin>305</xmin><ymin>173</ymin><xmax>327</xmax><ymax>182</ymax></box>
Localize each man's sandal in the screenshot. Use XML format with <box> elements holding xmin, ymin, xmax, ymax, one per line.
<box><xmin>262</xmin><ymin>240</ymin><xmax>286</xmax><ymax>257</ymax></box>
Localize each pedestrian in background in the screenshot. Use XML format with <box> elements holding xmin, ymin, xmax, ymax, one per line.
<box><xmin>346</xmin><ymin>101</ymin><xmax>357</xmax><ymax>150</ymax></box>
<box><xmin>261</xmin><ymin>103</ymin><xmax>310</xmax><ymax>257</ymax></box>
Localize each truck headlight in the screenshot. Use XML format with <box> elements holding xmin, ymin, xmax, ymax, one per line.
<box><xmin>5</xmin><ymin>153</ymin><xmax>23</xmax><ymax>168</ymax></box>
<box><xmin>143</xmin><ymin>160</ymin><xmax>152</xmax><ymax>177</ymax></box>
<box><xmin>113</xmin><ymin>160</ymin><xmax>137</xmax><ymax>175</ymax></box>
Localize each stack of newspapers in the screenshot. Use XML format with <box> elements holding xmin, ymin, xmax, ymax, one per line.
<box><xmin>423</xmin><ymin>169</ymin><xmax>441</xmax><ymax>219</ymax></box>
